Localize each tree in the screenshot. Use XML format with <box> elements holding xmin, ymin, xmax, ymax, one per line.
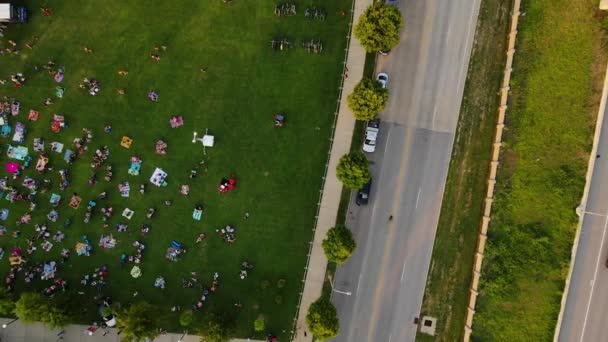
<box><xmin>116</xmin><ymin>301</ymin><xmax>162</xmax><ymax>342</ymax></box>
<box><xmin>347</xmin><ymin>78</ymin><xmax>388</xmax><ymax>121</ymax></box>
<box><xmin>306</xmin><ymin>298</ymin><xmax>339</xmax><ymax>340</ymax></box>
<box><xmin>200</xmin><ymin>320</ymin><xmax>228</xmax><ymax>342</ymax></box>
<box><xmin>44</xmin><ymin>305</ymin><xmax>70</xmax><ymax>329</ymax></box>
<box><xmin>322</xmin><ymin>225</ymin><xmax>356</xmax><ymax>264</ymax></box>
<box><xmin>15</xmin><ymin>292</ymin><xmax>46</xmax><ymax>323</ymax></box>
<box><xmin>0</xmin><ymin>288</ymin><xmax>15</xmax><ymax>316</ymax></box>
<box><xmin>179</xmin><ymin>309</ymin><xmax>194</xmax><ymax>328</ymax></box>
<box><xmin>254</xmin><ymin>316</ymin><xmax>265</xmax><ymax>332</ymax></box>
<box><xmin>354</xmin><ymin>3</ymin><xmax>403</xmax><ymax>53</ymax></box>
<box><xmin>14</xmin><ymin>292</ymin><xmax>69</xmax><ymax>328</ymax></box>
<box><xmin>336</xmin><ymin>152</ymin><xmax>370</xmax><ymax>190</ymax></box>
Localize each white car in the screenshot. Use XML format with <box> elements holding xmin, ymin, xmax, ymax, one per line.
<box><xmin>377</xmin><ymin>72</ymin><xmax>389</xmax><ymax>89</ymax></box>
<box><xmin>363</xmin><ymin>119</ymin><xmax>380</xmax><ymax>153</ymax></box>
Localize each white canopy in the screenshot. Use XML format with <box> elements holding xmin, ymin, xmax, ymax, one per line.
<box><xmin>202</xmin><ymin>134</ymin><xmax>214</xmax><ymax>147</ymax></box>
<box><xmin>0</xmin><ymin>4</ymin><xmax>10</xmax><ymax>21</ymax></box>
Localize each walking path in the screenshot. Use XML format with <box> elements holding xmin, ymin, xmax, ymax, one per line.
<box><xmin>0</xmin><ymin>317</ymin><xmax>262</xmax><ymax>342</ymax></box>
<box><xmin>291</xmin><ymin>0</ymin><xmax>371</xmax><ymax>340</ymax></box>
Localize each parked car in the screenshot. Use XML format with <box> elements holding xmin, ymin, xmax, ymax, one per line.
<box><xmin>385</xmin><ymin>0</ymin><xmax>399</xmax><ymax>5</ymax></box>
<box><xmin>378</xmin><ymin>49</ymin><xmax>391</xmax><ymax>56</ymax></box>
<box><xmin>0</xmin><ymin>3</ymin><xmax>27</xmax><ymax>23</ymax></box>
<box><xmin>356</xmin><ymin>180</ymin><xmax>372</xmax><ymax>206</ymax></box>
<box><xmin>376</xmin><ymin>72</ymin><xmax>389</xmax><ymax>89</ymax></box>
<box><xmin>363</xmin><ymin>119</ymin><xmax>380</xmax><ymax>153</ymax></box>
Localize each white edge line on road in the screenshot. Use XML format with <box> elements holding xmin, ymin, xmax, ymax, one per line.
<box><xmin>415</xmin><ymin>188</ymin><xmax>422</xmax><ymax>209</ymax></box>
<box><xmin>357</xmin><ymin>273</ymin><xmax>363</xmax><ymax>293</ymax></box>
<box><xmin>578</xmin><ymin>212</ymin><xmax>608</xmax><ymax>342</ymax></box>
<box><xmin>401</xmin><ymin>262</ymin><xmax>407</xmax><ymax>283</ymax></box>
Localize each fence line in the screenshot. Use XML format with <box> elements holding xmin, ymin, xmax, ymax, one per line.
<box><xmin>462</xmin><ymin>0</ymin><xmax>521</xmax><ymax>340</ymax></box>
<box><xmin>289</xmin><ymin>0</ymin><xmax>357</xmax><ymax>339</ymax></box>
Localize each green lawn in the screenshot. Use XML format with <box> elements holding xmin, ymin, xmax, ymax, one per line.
<box><xmin>0</xmin><ymin>0</ymin><xmax>349</xmax><ymax>338</ymax></box>
<box><xmin>473</xmin><ymin>0</ymin><xmax>605</xmax><ymax>340</ymax></box>
<box><xmin>416</xmin><ymin>0</ymin><xmax>513</xmax><ymax>341</ymax></box>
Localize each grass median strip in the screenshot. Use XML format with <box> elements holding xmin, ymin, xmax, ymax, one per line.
<box><xmin>473</xmin><ymin>0</ymin><xmax>606</xmax><ymax>340</ymax></box>
<box><xmin>416</xmin><ymin>0</ymin><xmax>513</xmax><ymax>341</ymax></box>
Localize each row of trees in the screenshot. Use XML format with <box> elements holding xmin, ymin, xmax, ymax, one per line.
<box><xmin>348</xmin><ymin>2</ymin><xmax>403</xmax><ymax>121</ymax></box>
<box><xmin>0</xmin><ymin>290</ymin><xmax>227</xmax><ymax>342</ymax></box>
<box><xmin>305</xmin><ymin>2</ymin><xmax>405</xmax><ymax>341</ymax></box>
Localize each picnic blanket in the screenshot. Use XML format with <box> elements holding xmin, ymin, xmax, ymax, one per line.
<box><xmin>12</xmin><ymin>122</ymin><xmax>25</xmax><ymax>143</ymax></box>
<box><xmin>6</xmin><ymin>145</ymin><xmax>28</xmax><ymax>160</ymax></box>
<box><xmin>118</xmin><ymin>182</ymin><xmax>130</xmax><ymax>197</ymax></box>
<box><xmin>149</xmin><ymin>168</ymin><xmax>167</xmax><ymax>187</ymax></box>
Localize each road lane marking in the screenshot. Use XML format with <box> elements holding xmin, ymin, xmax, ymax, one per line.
<box><xmin>579</xmin><ymin>211</ymin><xmax>608</xmax><ymax>342</ymax></box>
<box><xmin>366</xmin><ymin>128</ymin><xmax>413</xmax><ymax>342</ymax></box>
<box><xmin>415</xmin><ymin>188</ymin><xmax>422</xmax><ymax>209</ymax></box>
<box><xmin>401</xmin><ymin>262</ymin><xmax>407</xmax><ymax>283</ymax></box>
<box><xmin>584</xmin><ymin>211</ymin><xmax>608</xmax><ymax>218</ymax></box>
<box><xmin>357</xmin><ymin>274</ymin><xmax>362</xmax><ymax>293</ymax></box>
<box><xmin>388</xmin><ymin>334</ymin><xmax>392</xmax><ymax>342</ymax></box>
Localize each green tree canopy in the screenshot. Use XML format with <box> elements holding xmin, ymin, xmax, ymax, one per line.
<box><xmin>347</xmin><ymin>78</ymin><xmax>388</xmax><ymax>121</ymax></box>
<box><xmin>199</xmin><ymin>320</ymin><xmax>228</xmax><ymax>342</ymax></box>
<box><xmin>0</xmin><ymin>288</ymin><xmax>15</xmax><ymax>316</ymax></box>
<box><xmin>336</xmin><ymin>152</ymin><xmax>371</xmax><ymax>189</ymax></box>
<box><xmin>306</xmin><ymin>298</ymin><xmax>339</xmax><ymax>340</ymax></box>
<box><xmin>254</xmin><ymin>316</ymin><xmax>265</xmax><ymax>332</ymax></box>
<box><xmin>354</xmin><ymin>3</ymin><xmax>404</xmax><ymax>53</ymax></box>
<box><xmin>116</xmin><ymin>301</ymin><xmax>162</xmax><ymax>342</ymax></box>
<box><xmin>14</xmin><ymin>292</ymin><xmax>69</xmax><ymax>328</ymax></box>
<box><xmin>322</xmin><ymin>225</ymin><xmax>356</xmax><ymax>264</ymax></box>
<box><xmin>179</xmin><ymin>309</ymin><xmax>194</xmax><ymax>328</ymax></box>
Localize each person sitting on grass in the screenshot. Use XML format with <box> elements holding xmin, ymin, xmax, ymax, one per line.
<box><xmin>196</xmin><ymin>233</ymin><xmax>206</xmax><ymax>243</ymax></box>
<box><xmin>140</xmin><ymin>225</ymin><xmax>150</xmax><ymax>236</ymax></box>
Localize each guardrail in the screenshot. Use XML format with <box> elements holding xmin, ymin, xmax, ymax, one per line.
<box><xmin>463</xmin><ymin>0</ymin><xmax>522</xmax><ymax>340</ymax></box>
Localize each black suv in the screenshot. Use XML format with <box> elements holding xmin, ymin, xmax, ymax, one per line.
<box><xmin>356</xmin><ymin>180</ymin><xmax>372</xmax><ymax>205</ymax></box>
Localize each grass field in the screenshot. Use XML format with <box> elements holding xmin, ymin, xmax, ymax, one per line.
<box><xmin>415</xmin><ymin>0</ymin><xmax>513</xmax><ymax>341</ymax></box>
<box><xmin>473</xmin><ymin>0</ymin><xmax>606</xmax><ymax>340</ymax></box>
<box><xmin>0</xmin><ymin>0</ymin><xmax>350</xmax><ymax>338</ymax></box>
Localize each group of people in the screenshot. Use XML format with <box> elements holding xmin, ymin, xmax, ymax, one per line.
<box><xmin>0</xmin><ymin>20</ymin><xmax>268</xmax><ymax>337</ymax></box>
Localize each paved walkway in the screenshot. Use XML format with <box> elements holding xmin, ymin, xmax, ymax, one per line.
<box><xmin>292</xmin><ymin>0</ymin><xmax>371</xmax><ymax>340</ymax></box>
<box><xmin>0</xmin><ymin>318</ymin><xmax>262</xmax><ymax>342</ymax></box>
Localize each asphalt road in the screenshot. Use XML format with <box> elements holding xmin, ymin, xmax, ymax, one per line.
<box><xmin>557</xmin><ymin>84</ymin><xmax>608</xmax><ymax>342</ymax></box>
<box><xmin>330</xmin><ymin>0</ymin><xmax>481</xmax><ymax>341</ymax></box>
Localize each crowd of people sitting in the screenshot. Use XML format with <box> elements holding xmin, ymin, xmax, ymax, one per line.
<box><xmin>0</xmin><ymin>18</ymin><xmax>272</xmax><ymax>338</ymax></box>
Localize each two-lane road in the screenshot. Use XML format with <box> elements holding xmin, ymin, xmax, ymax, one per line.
<box><xmin>330</xmin><ymin>0</ymin><xmax>481</xmax><ymax>341</ymax></box>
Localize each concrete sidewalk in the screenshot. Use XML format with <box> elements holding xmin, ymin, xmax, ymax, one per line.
<box><xmin>291</xmin><ymin>0</ymin><xmax>371</xmax><ymax>340</ymax></box>
<box><xmin>0</xmin><ymin>318</ymin><xmax>262</xmax><ymax>342</ymax></box>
